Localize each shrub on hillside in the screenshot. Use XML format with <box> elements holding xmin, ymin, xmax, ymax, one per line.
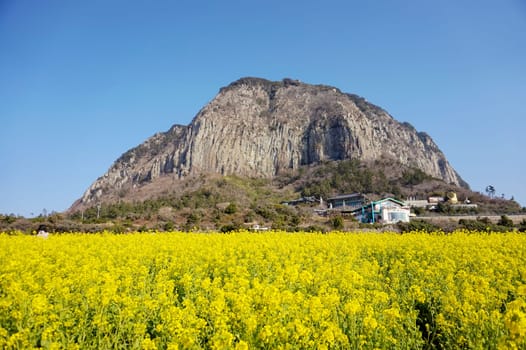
<box><xmin>329</xmin><ymin>216</ymin><xmax>344</xmax><ymax>230</ymax></box>
<box><xmin>497</xmin><ymin>215</ymin><xmax>514</xmax><ymax>227</ymax></box>
<box><xmin>220</xmin><ymin>223</ymin><xmax>241</xmax><ymax>233</ymax></box>
<box><xmin>224</xmin><ymin>202</ymin><xmax>238</xmax><ymax>214</ymax></box>
<box><xmin>397</xmin><ymin>220</ymin><xmax>441</xmax><ymax>233</ymax></box>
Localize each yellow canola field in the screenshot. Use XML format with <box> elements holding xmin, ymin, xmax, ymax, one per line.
<box><xmin>0</xmin><ymin>231</ymin><xmax>525</xmax><ymax>349</ymax></box>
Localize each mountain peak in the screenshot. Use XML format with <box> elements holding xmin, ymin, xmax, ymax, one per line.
<box><xmin>71</xmin><ymin>77</ymin><xmax>467</xmax><ymax>210</ymax></box>
<box><xmin>224</xmin><ymin>76</ymin><xmax>300</xmax><ymax>88</ymax></box>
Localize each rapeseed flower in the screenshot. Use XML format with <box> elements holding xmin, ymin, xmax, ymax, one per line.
<box><xmin>0</xmin><ymin>230</ymin><xmax>524</xmax><ymax>348</ymax></box>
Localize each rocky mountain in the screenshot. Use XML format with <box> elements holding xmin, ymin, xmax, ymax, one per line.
<box><xmin>71</xmin><ymin>77</ymin><xmax>467</xmax><ymax>211</ymax></box>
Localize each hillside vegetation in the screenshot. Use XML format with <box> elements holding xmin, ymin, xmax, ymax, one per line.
<box><xmin>2</xmin><ymin>159</ymin><xmax>523</xmax><ymax>233</ymax></box>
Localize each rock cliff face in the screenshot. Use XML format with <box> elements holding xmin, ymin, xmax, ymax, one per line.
<box><xmin>72</xmin><ymin>77</ymin><xmax>466</xmax><ymax>209</ymax></box>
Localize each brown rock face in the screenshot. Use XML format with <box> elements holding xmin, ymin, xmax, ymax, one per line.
<box><xmin>72</xmin><ymin>77</ymin><xmax>466</xmax><ymax>208</ymax></box>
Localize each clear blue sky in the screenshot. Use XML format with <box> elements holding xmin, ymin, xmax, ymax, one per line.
<box><xmin>1</xmin><ymin>0</ymin><xmax>525</xmax><ymax>217</ymax></box>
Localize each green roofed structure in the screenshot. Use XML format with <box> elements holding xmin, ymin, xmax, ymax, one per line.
<box><xmin>353</xmin><ymin>198</ymin><xmax>410</xmax><ymax>224</ymax></box>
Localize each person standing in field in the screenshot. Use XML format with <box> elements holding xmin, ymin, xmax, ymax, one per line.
<box><xmin>36</xmin><ymin>224</ymin><xmax>49</xmax><ymax>238</ymax></box>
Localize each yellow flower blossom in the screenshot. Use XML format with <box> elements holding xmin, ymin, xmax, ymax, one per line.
<box><xmin>0</xmin><ymin>230</ymin><xmax>524</xmax><ymax>348</ymax></box>
<box><xmin>364</xmin><ymin>314</ymin><xmax>378</xmax><ymax>330</ymax></box>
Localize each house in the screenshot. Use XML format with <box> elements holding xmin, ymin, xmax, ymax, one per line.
<box><xmin>281</xmin><ymin>196</ymin><xmax>319</xmax><ymax>206</ymax></box>
<box><xmin>353</xmin><ymin>198</ymin><xmax>410</xmax><ymax>224</ymax></box>
<box><xmin>326</xmin><ymin>193</ymin><xmax>365</xmax><ymax>210</ymax></box>
<box><xmin>405</xmin><ymin>194</ymin><xmax>478</xmax><ymax>211</ymax></box>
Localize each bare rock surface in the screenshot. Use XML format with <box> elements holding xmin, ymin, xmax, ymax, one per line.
<box><xmin>72</xmin><ymin>77</ymin><xmax>466</xmax><ymax>209</ymax></box>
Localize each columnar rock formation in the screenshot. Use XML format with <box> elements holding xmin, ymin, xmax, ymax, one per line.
<box><xmin>72</xmin><ymin>77</ymin><xmax>466</xmax><ymax>209</ymax></box>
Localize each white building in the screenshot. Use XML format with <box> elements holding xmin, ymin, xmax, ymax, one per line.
<box><xmin>353</xmin><ymin>198</ymin><xmax>410</xmax><ymax>224</ymax></box>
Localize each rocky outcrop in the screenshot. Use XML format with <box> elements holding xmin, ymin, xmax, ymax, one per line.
<box><xmin>72</xmin><ymin>77</ymin><xmax>467</xmax><ymax>209</ymax></box>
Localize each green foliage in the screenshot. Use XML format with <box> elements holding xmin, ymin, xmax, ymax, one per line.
<box><xmin>184</xmin><ymin>212</ymin><xmax>201</xmax><ymax>230</ymax></box>
<box><xmin>433</xmin><ymin>202</ymin><xmax>479</xmax><ymax>216</ymax></box>
<box><xmin>458</xmin><ymin>219</ymin><xmax>489</xmax><ymax>231</ymax></box>
<box><xmin>330</xmin><ymin>216</ymin><xmax>344</xmax><ymax>230</ymax></box>
<box><xmin>224</xmin><ymin>202</ymin><xmax>237</xmax><ymax>214</ymax></box>
<box><xmin>164</xmin><ymin>221</ymin><xmax>175</xmax><ymax>231</ymax></box>
<box><xmin>497</xmin><ymin>215</ymin><xmax>514</xmax><ymax>227</ymax></box>
<box><xmin>458</xmin><ymin>217</ymin><xmax>511</xmax><ymax>233</ymax></box>
<box><xmin>290</xmin><ymin>214</ymin><xmax>301</xmax><ymax>227</ymax></box>
<box><xmin>300</xmin><ymin>159</ymin><xmax>398</xmax><ymax>199</ymax></box>
<box><xmin>253</xmin><ymin>205</ymin><xmax>275</xmax><ymax>220</ymax></box>
<box><xmin>56</xmin><ymin>159</ymin><xmax>521</xmax><ymax>233</ymax></box>
<box><xmin>220</xmin><ymin>223</ymin><xmax>241</xmax><ymax>233</ymax></box>
<box><xmin>402</xmin><ymin>168</ymin><xmax>431</xmax><ymax>186</ymax></box>
<box><xmin>412</xmin><ymin>207</ymin><xmax>426</xmax><ymax>216</ymax></box>
<box><xmin>46</xmin><ymin>212</ymin><xmax>63</xmax><ymax>224</ymax></box>
<box><xmin>415</xmin><ymin>299</ymin><xmax>443</xmax><ymax>350</ymax></box>
<box><xmin>1</xmin><ymin>214</ymin><xmax>17</xmax><ymax>225</ymax></box>
<box><xmin>397</xmin><ymin>220</ymin><xmax>441</xmax><ymax>233</ymax></box>
<box><xmin>435</xmin><ymin>202</ymin><xmax>450</xmax><ymax>214</ymax></box>
<box><xmin>109</xmin><ymin>224</ymin><xmax>128</xmax><ymax>234</ymax></box>
<box><xmin>302</xmin><ymin>225</ymin><xmax>327</xmax><ymax>233</ymax></box>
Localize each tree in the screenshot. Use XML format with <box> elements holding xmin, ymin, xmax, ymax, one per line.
<box><xmin>485</xmin><ymin>185</ymin><xmax>496</xmax><ymax>198</ymax></box>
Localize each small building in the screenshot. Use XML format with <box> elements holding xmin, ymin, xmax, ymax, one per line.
<box><xmin>281</xmin><ymin>196</ymin><xmax>318</xmax><ymax>206</ymax></box>
<box><xmin>354</xmin><ymin>198</ymin><xmax>410</xmax><ymax>224</ymax></box>
<box><xmin>428</xmin><ymin>196</ymin><xmax>445</xmax><ymax>204</ymax></box>
<box><xmin>404</xmin><ymin>197</ymin><xmax>429</xmax><ymax>208</ymax></box>
<box><xmin>327</xmin><ymin>193</ymin><xmax>365</xmax><ymax>210</ymax></box>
